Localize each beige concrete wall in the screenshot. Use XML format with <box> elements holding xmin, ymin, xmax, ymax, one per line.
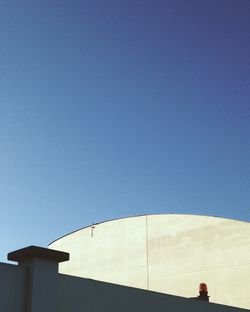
<box><xmin>49</xmin><ymin>214</ymin><xmax>250</xmax><ymax>309</ymax></box>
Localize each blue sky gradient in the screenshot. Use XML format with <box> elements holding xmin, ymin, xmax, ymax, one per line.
<box><xmin>0</xmin><ymin>0</ymin><xmax>249</xmax><ymax>261</ymax></box>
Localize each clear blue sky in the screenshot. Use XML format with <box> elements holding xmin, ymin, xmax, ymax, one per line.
<box><xmin>0</xmin><ymin>0</ymin><xmax>249</xmax><ymax>261</ymax></box>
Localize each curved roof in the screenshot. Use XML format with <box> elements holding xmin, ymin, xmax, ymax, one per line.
<box><xmin>49</xmin><ymin>213</ymin><xmax>250</xmax><ymax>309</ymax></box>
<box><xmin>49</xmin><ymin>213</ymin><xmax>249</xmax><ymax>245</ymax></box>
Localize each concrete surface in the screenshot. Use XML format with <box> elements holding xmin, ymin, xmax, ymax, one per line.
<box><xmin>49</xmin><ymin>214</ymin><xmax>250</xmax><ymax>309</ymax></box>
<box><xmin>2</xmin><ymin>245</ymin><xmax>248</xmax><ymax>312</ymax></box>
<box><xmin>0</xmin><ymin>262</ymin><xmax>27</xmax><ymax>312</ymax></box>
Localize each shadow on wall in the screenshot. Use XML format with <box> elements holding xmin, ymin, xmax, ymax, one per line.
<box><xmin>0</xmin><ymin>245</ymin><xmax>248</xmax><ymax>312</ymax></box>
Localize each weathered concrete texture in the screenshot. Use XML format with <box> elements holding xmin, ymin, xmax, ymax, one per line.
<box><xmin>49</xmin><ymin>214</ymin><xmax>250</xmax><ymax>309</ymax></box>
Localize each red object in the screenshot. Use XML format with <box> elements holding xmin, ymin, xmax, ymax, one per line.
<box><xmin>199</xmin><ymin>283</ymin><xmax>208</xmax><ymax>292</ymax></box>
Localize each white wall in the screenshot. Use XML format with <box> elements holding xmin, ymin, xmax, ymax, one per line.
<box><xmin>1</xmin><ymin>245</ymin><xmax>248</xmax><ymax>312</ymax></box>
<box><xmin>49</xmin><ymin>214</ymin><xmax>250</xmax><ymax>309</ymax></box>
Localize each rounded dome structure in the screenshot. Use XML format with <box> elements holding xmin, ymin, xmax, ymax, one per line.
<box><xmin>49</xmin><ymin>214</ymin><xmax>250</xmax><ymax>309</ymax></box>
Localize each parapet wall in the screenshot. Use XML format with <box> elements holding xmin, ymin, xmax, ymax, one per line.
<box><xmin>1</xmin><ymin>245</ymin><xmax>248</xmax><ymax>312</ymax></box>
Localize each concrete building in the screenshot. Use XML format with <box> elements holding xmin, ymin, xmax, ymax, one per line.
<box><xmin>49</xmin><ymin>214</ymin><xmax>250</xmax><ymax>310</ymax></box>
<box><xmin>0</xmin><ymin>245</ymin><xmax>248</xmax><ymax>312</ymax></box>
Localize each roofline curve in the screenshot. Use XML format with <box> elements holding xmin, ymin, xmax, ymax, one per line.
<box><xmin>48</xmin><ymin>213</ymin><xmax>250</xmax><ymax>246</ymax></box>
